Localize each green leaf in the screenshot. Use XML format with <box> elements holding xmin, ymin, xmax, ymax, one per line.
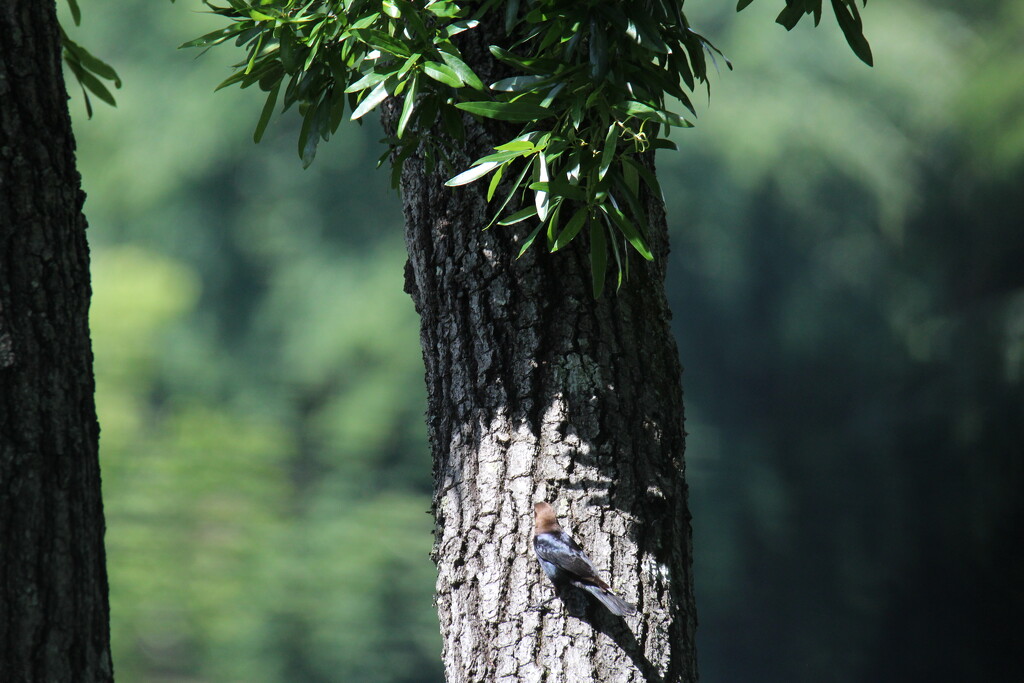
<box><xmin>490</xmin><ymin>75</ymin><xmax>546</xmax><ymax>92</ymax></box>
<box><xmin>298</xmin><ymin>100</ymin><xmax>324</xmax><ymax>167</ymax></box>
<box><xmin>544</xmin><ymin>200</ymin><xmax>563</xmax><ymax>249</ymax></box>
<box><xmin>68</xmin><ymin>59</ymin><xmax>117</xmax><ymax>107</ymax></box>
<box><xmin>776</xmin><ymin>4</ymin><xmax>806</xmax><ymax>30</ymax></box>
<box><xmin>599</xmin><ymin>122</ymin><xmax>618</xmax><ymax>180</ymax></box>
<box><xmin>345</xmin><ymin>70</ymin><xmax>388</xmax><ymax>94</ymax></box>
<box><xmin>540</xmin><ymin>81</ymin><xmax>565</xmax><ymax>108</ymax></box>
<box><xmin>393</xmin><ymin>0</ymin><xmax>432</xmax><ymax>42</ymax></box>
<box><xmin>590</xmin><ymin>219</ymin><xmax>607</xmax><ymax>298</ymax></box>
<box><xmin>570</xmin><ymin>97</ymin><xmax>585</xmax><ymax>129</ymax></box>
<box><xmin>445</xmin><ymin>161</ymin><xmax>501</xmax><ymax>187</ymax></box>
<box><xmin>621</xmin><ymin>100</ymin><xmax>689</xmax><ymax>128</ymax></box>
<box><xmin>535</xmin><ymin>154</ymin><xmax>550</xmax><ymax>221</ymax></box>
<box><xmin>445</xmin><ymin>19</ymin><xmax>480</xmax><ymax>38</ymax></box>
<box><xmin>494</xmin><ymin>139</ymin><xmax>535</xmax><ymax>152</ymax></box>
<box><xmin>485</xmin><ymin>160</ymin><xmax>533</xmax><ymax>229</ymax></box>
<box><xmin>505</xmin><ymin>0</ymin><xmax>520</xmax><ymax>32</ymax></box>
<box><xmin>517</xmin><ymin>222</ymin><xmax>544</xmax><ymax>259</ymax></box>
<box><xmin>349</xmin><ymin>13</ymin><xmax>382</xmax><ymax>31</ymax></box>
<box><xmin>423</xmin><ymin>61</ymin><xmax>464</xmax><ymax>88</ymax></box>
<box><xmin>602</xmin><ymin>204</ymin><xmax>653</xmax><ymax>260</ymax></box>
<box><xmin>608</xmin><ymin>225</ymin><xmax>625</xmax><ymax>290</ymax></box>
<box><xmin>622</xmin><ymin>156</ymin><xmax>663</xmax><ymax>201</ymax></box>
<box><xmin>214</xmin><ymin>69</ymin><xmax>249</xmax><ymax>92</ymax></box>
<box><xmin>553</xmin><ymin>208</ymin><xmax>588</xmax><ymax>251</ymax></box>
<box><xmin>736</xmin><ymin>0</ymin><xmax>756</xmax><ymax>10</ymax></box>
<box><xmin>327</xmin><ymin>86</ymin><xmax>347</xmax><ymax>134</ymax></box>
<box><xmin>476</xmin><ymin>148</ymin><xmax>533</xmax><ymax>164</ymax></box>
<box><xmin>588</xmin><ymin>20</ymin><xmax>609</xmax><ymax>80</ymax></box>
<box><xmin>253</xmin><ymin>82</ymin><xmax>280</xmax><ymax>143</ymax></box>
<box><xmin>244</xmin><ymin>33</ymin><xmax>265</xmax><ymax>74</ymax></box>
<box><xmin>397</xmin><ymin>52</ymin><xmax>423</xmax><ymax>78</ymax></box>
<box><xmin>63</xmin><ymin>34</ymin><xmax>122</xmax><ymax>87</ymax></box>
<box><xmin>627</xmin><ymin>14</ymin><xmax>669</xmax><ymax>53</ymax></box>
<box><xmin>397</xmin><ymin>73</ymin><xmax>419</xmax><ymax>138</ymax></box>
<box><xmin>831</xmin><ymin>0</ymin><xmax>873</xmax><ymax>66</ymax></box>
<box><xmin>489</xmin><ymin>45</ymin><xmax>549</xmax><ymax>72</ymax></box>
<box><xmin>179</xmin><ymin>26</ymin><xmax>246</xmax><ymax>49</ymax></box>
<box><xmin>350</xmin><ymin>28</ymin><xmax>412</xmax><ymax>57</ymax></box>
<box><xmin>612</xmin><ymin>178</ymin><xmax>648</xmax><ymax>238</ymax></box>
<box><xmin>64</xmin><ymin>60</ymin><xmax>94</xmax><ymax>117</ymax></box>
<box><xmin>528</xmin><ymin>178</ymin><xmax>587</xmax><ymax>202</ymax></box>
<box><xmin>438</xmin><ymin>50</ymin><xmax>484</xmax><ymax>91</ymax></box>
<box><xmin>65</xmin><ymin>0</ymin><xmax>81</xmax><ymax>25</ymax></box>
<box><xmin>622</xmin><ymin>158</ymin><xmax>639</xmax><ymax>197</ymax></box>
<box><xmin>487</xmin><ymin>163</ymin><xmax>505</xmax><ymax>201</ymax></box>
<box><xmin>455</xmin><ymin>101</ymin><xmax>554</xmax><ymax>122</ymax></box>
<box><xmin>498</xmin><ymin>205</ymin><xmax>538</xmax><ymax>226</ymax></box>
<box><xmin>425</xmin><ymin>0</ymin><xmax>460</xmax><ymax>18</ymax></box>
<box><xmin>350</xmin><ymin>79</ymin><xmax>389</xmax><ymax>120</ymax></box>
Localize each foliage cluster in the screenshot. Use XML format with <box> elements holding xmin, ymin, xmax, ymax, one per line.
<box><xmin>60</xmin><ymin>0</ymin><xmax>869</xmax><ymax>294</ymax></box>
<box><xmin>180</xmin><ymin>0</ymin><xmax>869</xmax><ymax>295</ymax></box>
<box><xmin>181</xmin><ymin>0</ymin><xmax>724</xmax><ymax>296</ymax></box>
<box><xmin>739</xmin><ymin>0</ymin><xmax>872</xmax><ymax>65</ymax></box>
<box><xmin>60</xmin><ymin>0</ymin><xmax>123</xmax><ymax>117</ymax></box>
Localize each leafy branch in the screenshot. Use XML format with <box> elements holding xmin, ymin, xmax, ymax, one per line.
<box><xmin>738</xmin><ymin>0</ymin><xmax>872</xmax><ymax>66</ymax></box>
<box><xmin>61</xmin><ymin>0</ymin><xmax>122</xmax><ymax>117</ymax></box>
<box><xmin>184</xmin><ymin>0</ymin><xmax>868</xmax><ymax>296</ymax></box>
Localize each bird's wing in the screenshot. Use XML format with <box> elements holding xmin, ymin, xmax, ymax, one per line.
<box><xmin>534</xmin><ymin>532</ymin><xmax>608</xmax><ymax>588</ymax></box>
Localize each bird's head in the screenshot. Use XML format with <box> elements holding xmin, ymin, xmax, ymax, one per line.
<box><xmin>533</xmin><ymin>501</ymin><xmax>562</xmax><ymax>534</ymax></box>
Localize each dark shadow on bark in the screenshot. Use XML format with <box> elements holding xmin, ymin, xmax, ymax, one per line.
<box><xmin>545</xmin><ymin>586</ymin><xmax>665</xmax><ymax>683</ymax></box>
<box><xmin>547</xmin><ymin>450</ymin><xmax>692</xmax><ymax>683</ymax></box>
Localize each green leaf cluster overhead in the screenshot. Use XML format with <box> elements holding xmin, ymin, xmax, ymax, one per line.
<box><xmin>185</xmin><ymin>0</ymin><xmax>868</xmax><ymax>296</ymax></box>
<box><xmin>61</xmin><ymin>0</ymin><xmax>122</xmax><ymax>118</ymax></box>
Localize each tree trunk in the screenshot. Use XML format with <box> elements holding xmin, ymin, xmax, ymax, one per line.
<box><xmin>389</xmin><ymin>21</ymin><xmax>698</xmax><ymax>683</ymax></box>
<box><xmin>0</xmin><ymin>3</ymin><xmax>113</xmax><ymax>681</ymax></box>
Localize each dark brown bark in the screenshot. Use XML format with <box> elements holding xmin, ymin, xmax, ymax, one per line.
<box><xmin>0</xmin><ymin>3</ymin><xmax>113</xmax><ymax>681</ymax></box>
<box><xmin>387</xmin><ymin>20</ymin><xmax>698</xmax><ymax>683</ymax></box>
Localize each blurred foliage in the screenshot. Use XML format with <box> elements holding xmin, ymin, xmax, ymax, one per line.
<box><xmin>64</xmin><ymin>0</ymin><xmax>1022</xmax><ymax>681</ymax></box>
<box><xmin>69</xmin><ymin>3</ymin><xmax>437</xmax><ymax>681</ymax></box>
<box><xmin>676</xmin><ymin>3</ymin><xmax>1024</xmax><ymax>682</ymax></box>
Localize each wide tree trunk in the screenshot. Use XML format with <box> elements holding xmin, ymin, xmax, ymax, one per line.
<box><xmin>388</xmin><ymin>21</ymin><xmax>698</xmax><ymax>683</ymax></box>
<box><xmin>0</xmin><ymin>3</ymin><xmax>113</xmax><ymax>681</ymax></box>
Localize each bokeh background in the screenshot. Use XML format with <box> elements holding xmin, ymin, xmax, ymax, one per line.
<box><xmin>62</xmin><ymin>1</ymin><xmax>1022</xmax><ymax>681</ymax></box>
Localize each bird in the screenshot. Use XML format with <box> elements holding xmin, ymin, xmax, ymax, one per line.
<box><xmin>532</xmin><ymin>501</ymin><xmax>636</xmax><ymax>616</ymax></box>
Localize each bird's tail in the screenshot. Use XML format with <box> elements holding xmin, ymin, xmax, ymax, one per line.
<box><xmin>583</xmin><ymin>584</ymin><xmax>636</xmax><ymax>616</ymax></box>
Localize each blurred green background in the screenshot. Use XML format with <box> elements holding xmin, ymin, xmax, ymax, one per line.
<box><xmin>63</xmin><ymin>1</ymin><xmax>1022</xmax><ymax>681</ymax></box>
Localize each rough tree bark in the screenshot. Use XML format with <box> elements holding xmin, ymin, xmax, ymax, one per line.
<box><xmin>386</xmin><ymin>18</ymin><xmax>698</xmax><ymax>683</ymax></box>
<box><xmin>0</xmin><ymin>3</ymin><xmax>113</xmax><ymax>681</ymax></box>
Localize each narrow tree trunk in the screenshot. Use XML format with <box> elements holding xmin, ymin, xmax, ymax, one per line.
<box><xmin>0</xmin><ymin>3</ymin><xmax>113</xmax><ymax>681</ymax></box>
<box><xmin>389</xmin><ymin>23</ymin><xmax>698</xmax><ymax>683</ymax></box>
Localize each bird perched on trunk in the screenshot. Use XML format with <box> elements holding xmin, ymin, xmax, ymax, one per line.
<box><xmin>533</xmin><ymin>501</ymin><xmax>636</xmax><ymax>617</ymax></box>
